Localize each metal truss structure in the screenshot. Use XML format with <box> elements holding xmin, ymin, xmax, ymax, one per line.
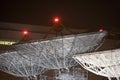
<box><xmin>73</xmin><ymin>49</ymin><xmax>120</xmax><ymax>80</ymax></box>
<box><xmin>55</xmin><ymin>67</ymin><xmax>88</xmax><ymax>80</ymax></box>
<box><xmin>14</xmin><ymin>31</ymin><xmax>107</xmax><ymax>69</ymax></box>
<box><xmin>0</xmin><ymin>51</ymin><xmax>47</xmax><ymax>80</ymax></box>
<box><xmin>0</xmin><ymin>31</ymin><xmax>107</xmax><ymax>80</ymax></box>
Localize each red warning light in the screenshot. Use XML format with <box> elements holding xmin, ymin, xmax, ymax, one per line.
<box><xmin>99</xmin><ymin>29</ymin><xmax>103</xmax><ymax>32</ymax></box>
<box><xmin>23</xmin><ymin>30</ymin><xmax>28</xmax><ymax>35</ymax></box>
<box><xmin>54</xmin><ymin>17</ymin><xmax>59</xmax><ymax>23</ymax></box>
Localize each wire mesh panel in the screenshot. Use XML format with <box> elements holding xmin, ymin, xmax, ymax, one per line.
<box><xmin>14</xmin><ymin>31</ymin><xmax>107</xmax><ymax>69</ymax></box>
<box><xmin>73</xmin><ymin>49</ymin><xmax>120</xmax><ymax>80</ymax></box>
<box><xmin>0</xmin><ymin>51</ymin><xmax>47</xmax><ymax>79</ymax></box>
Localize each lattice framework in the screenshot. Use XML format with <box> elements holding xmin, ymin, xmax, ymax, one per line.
<box><xmin>0</xmin><ymin>51</ymin><xmax>47</xmax><ymax>79</ymax></box>
<box><xmin>73</xmin><ymin>49</ymin><xmax>120</xmax><ymax>80</ymax></box>
<box><xmin>14</xmin><ymin>31</ymin><xmax>107</xmax><ymax>69</ymax></box>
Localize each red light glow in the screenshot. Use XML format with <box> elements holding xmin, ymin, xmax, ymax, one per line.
<box><xmin>54</xmin><ymin>17</ymin><xmax>59</xmax><ymax>23</ymax></box>
<box><xmin>23</xmin><ymin>30</ymin><xmax>28</xmax><ymax>35</ymax></box>
<box><xmin>99</xmin><ymin>29</ymin><xmax>103</xmax><ymax>32</ymax></box>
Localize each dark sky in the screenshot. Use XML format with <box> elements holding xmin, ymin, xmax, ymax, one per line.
<box><xmin>0</xmin><ymin>0</ymin><xmax>120</xmax><ymax>30</ymax></box>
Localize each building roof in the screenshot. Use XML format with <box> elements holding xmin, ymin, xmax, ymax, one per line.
<box><xmin>0</xmin><ymin>22</ymin><xmax>87</xmax><ymax>41</ymax></box>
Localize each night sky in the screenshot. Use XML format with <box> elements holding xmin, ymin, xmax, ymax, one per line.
<box><xmin>0</xmin><ymin>0</ymin><xmax>120</xmax><ymax>30</ymax></box>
